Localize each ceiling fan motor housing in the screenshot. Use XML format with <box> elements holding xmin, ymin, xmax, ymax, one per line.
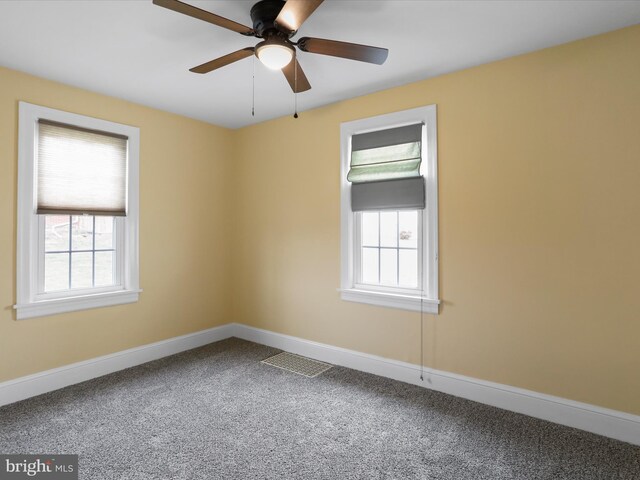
<box><xmin>250</xmin><ymin>0</ymin><xmax>289</xmax><ymax>38</ymax></box>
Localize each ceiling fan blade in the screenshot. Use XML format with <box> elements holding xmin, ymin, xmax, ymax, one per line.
<box><xmin>297</xmin><ymin>37</ymin><xmax>388</xmax><ymax>65</ymax></box>
<box><xmin>275</xmin><ymin>0</ymin><xmax>323</xmax><ymax>34</ymax></box>
<box><xmin>153</xmin><ymin>0</ymin><xmax>255</xmax><ymax>36</ymax></box>
<box><xmin>282</xmin><ymin>58</ymin><xmax>311</xmax><ymax>93</ymax></box>
<box><xmin>190</xmin><ymin>48</ymin><xmax>255</xmax><ymax>74</ymax></box>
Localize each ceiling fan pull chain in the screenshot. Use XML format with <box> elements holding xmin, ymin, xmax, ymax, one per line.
<box><xmin>293</xmin><ymin>55</ymin><xmax>299</xmax><ymax>119</ymax></box>
<box><xmin>252</xmin><ymin>55</ymin><xmax>256</xmax><ymax>117</ymax></box>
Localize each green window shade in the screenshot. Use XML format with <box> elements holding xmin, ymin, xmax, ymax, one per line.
<box><xmin>348</xmin><ymin>124</ymin><xmax>422</xmax><ymax>183</ymax></box>
<box><xmin>348</xmin><ymin>123</ymin><xmax>425</xmax><ymax>211</ymax></box>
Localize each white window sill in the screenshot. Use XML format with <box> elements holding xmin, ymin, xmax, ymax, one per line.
<box><xmin>339</xmin><ymin>288</ymin><xmax>440</xmax><ymax>314</ymax></box>
<box><xmin>14</xmin><ymin>289</ymin><xmax>142</xmax><ymax>320</ymax></box>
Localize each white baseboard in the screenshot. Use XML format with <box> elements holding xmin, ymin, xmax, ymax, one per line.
<box><xmin>231</xmin><ymin>323</ymin><xmax>640</xmax><ymax>446</ymax></box>
<box><xmin>0</xmin><ymin>323</ymin><xmax>235</xmax><ymax>407</ymax></box>
<box><xmin>2</xmin><ymin>322</ymin><xmax>638</xmax><ymax>446</ymax></box>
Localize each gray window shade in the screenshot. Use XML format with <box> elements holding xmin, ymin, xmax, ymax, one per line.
<box><xmin>348</xmin><ymin>123</ymin><xmax>425</xmax><ymax>211</ymax></box>
<box><xmin>37</xmin><ymin>119</ymin><xmax>128</xmax><ymax>216</ymax></box>
<box><xmin>351</xmin><ymin>177</ymin><xmax>425</xmax><ymax>212</ymax></box>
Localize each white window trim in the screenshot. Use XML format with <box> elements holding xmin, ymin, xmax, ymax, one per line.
<box><xmin>15</xmin><ymin>102</ymin><xmax>141</xmax><ymax>320</ymax></box>
<box><xmin>339</xmin><ymin>105</ymin><xmax>439</xmax><ymax>313</ymax></box>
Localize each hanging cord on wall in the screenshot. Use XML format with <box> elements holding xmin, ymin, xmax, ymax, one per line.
<box><xmin>420</xmin><ymin>222</ymin><xmax>425</xmax><ymax>381</ymax></box>
<box><xmin>420</xmin><ymin>302</ymin><xmax>424</xmax><ymax>381</ymax></box>
<box><xmin>251</xmin><ymin>55</ymin><xmax>256</xmax><ymax>117</ymax></box>
<box><xmin>293</xmin><ymin>55</ymin><xmax>299</xmax><ymax>119</ymax></box>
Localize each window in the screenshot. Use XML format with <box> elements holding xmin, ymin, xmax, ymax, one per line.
<box><xmin>15</xmin><ymin>102</ymin><xmax>140</xmax><ymax>319</ymax></box>
<box><xmin>340</xmin><ymin>105</ymin><xmax>439</xmax><ymax>313</ymax></box>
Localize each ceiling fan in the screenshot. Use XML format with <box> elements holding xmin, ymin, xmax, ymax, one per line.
<box><xmin>153</xmin><ymin>0</ymin><xmax>389</xmax><ymax>93</ymax></box>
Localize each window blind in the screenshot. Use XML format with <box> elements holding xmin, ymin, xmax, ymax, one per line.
<box><xmin>37</xmin><ymin>119</ymin><xmax>128</xmax><ymax>216</ymax></box>
<box><xmin>348</xmin><ymin>123</ymin><xmax>425</xmax><ymax>211</ymax></box>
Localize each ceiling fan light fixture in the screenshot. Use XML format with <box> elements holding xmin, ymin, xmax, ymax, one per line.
<box><xmin>256</xmin><ymin>40</ymin><xmax>294</xmax><ymax>70</ymax></box>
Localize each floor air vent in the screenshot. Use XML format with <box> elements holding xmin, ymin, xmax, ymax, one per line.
<box><xmin>261</xmin><ymin>352</ymin><xmax>333</xmax><ymax>378</ymax></box>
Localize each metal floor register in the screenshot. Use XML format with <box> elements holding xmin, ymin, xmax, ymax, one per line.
<box><xmin>261</xmin><ymin>352</ymin><xmax>333</xmax><ymax>378</ymax></box>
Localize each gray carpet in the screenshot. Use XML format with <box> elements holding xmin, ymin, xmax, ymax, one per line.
<box><xmin>1</xmin><ymin>338</ymin><xmax>638</xmax><ymax>479</ymax></box>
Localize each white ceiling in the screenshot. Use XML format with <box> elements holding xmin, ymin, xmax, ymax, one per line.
<box><xmin>1</xmin><ymin>1</ymin><xmax>639</xmax><ymax>129</ymax></box>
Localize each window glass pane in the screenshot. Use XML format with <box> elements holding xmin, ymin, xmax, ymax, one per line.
<box><xmin>71</xmin><ymin>252</ymin><xmax>93</xmax><ymax>289</ymax></box>
<box><xmin>71</xmin><ymin>216</ymin><xmax>93</xmax><ymax>251</ymax></box>
<box><xmin>44</xmin><ymin>215</ymin><xmax>70</xmax><ymax>252</ymax></box>
<box><xmin>361</xmin><ymin>212</ymin><xmax>379</xmax><ymax>247</ymax></box>
<box><xmin>380</xmin><ymin>249</ymin><xmax>398</xmax><ymax>285</ymax></box>
<box><xmin>95</xmin><ymin>216</ymin><xmax>114</xmax><ymax>250</ymax></box>
<box><xmin>399</xmin><ymin>211</ymin><xmax>418</xmax><ymax>249</ymax></box>
<box><xmin>380</xmin><ymin>211</ymin><xmax>398</xmax><ymax>247</ymax></box>
<box><xmin>361</xmin><ymin>247</ymin><xmax>379</xmax><ymax>284</ymax></box>
<box><xmin>45</xmin><ymin>215</ymin><xmax>70</xmax><ymax>252</ymax></box>
<box><xmin>44</xmin><ymin>253</ymin><xmax>69</xmax><ymax>292</ymax></box>
<box><xmin>95</xmin><ymin>251</ymin><xmax>114</xmax><ymax>287</ymax></box>
<box><xmin>399</xmin><ymin>249</ymin><xmax>418</xmax><ymax>288</ymax></box>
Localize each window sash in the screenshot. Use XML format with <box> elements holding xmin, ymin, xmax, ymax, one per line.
<box><xmin>353</xmin><ymin>210</ymin><xmax>424</xmax><ymax>294</ymax></box>
<box><xmin>35</xmin><ymin>215</ymin><xmax>124</xmax><ymax>300</ymax></box>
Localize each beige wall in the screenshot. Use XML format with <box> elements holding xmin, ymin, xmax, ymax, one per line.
<box><xmin>1</xmin><ymin>25</ymin><xmax>639</xmax><ymax>416</ymax></box>
<box><xmin>0</xmin><ymin>68</ymin><xmax>234</xmax><ymax>381</ymax></box>
<box><xmin>232</xmin><ymin>25</ymin><xmax>640</xmax><ymax>415</ymax></box>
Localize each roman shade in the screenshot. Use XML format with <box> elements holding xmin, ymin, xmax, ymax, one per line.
<box><xmin>348</xmin><ymin>123</ymin><xmax>425</xmax><ymax>211</ymax></box>
<box><xmin>351</xmin><ymin>177</ymin><xmax>425</xmax><ymax>211</ymax></box>
<box><xmin>37</xmin><ymin>119</ymin><xmax>128</xmax><ymax>216</ymax></box>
